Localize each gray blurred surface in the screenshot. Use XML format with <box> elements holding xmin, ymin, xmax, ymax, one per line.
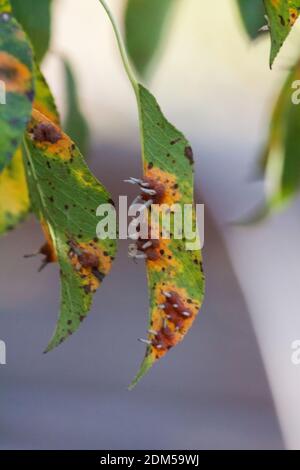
<box><xmin>0</xmin><ymin>145</ymin><xmax>283</xmax><ymax>450</ymax></box>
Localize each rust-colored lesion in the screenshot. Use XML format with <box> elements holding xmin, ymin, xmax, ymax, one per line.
<box><xmin>143</xmin><ymin>167</ymin><xmax>181</xmax><ymax>205</ymax></box>
<box><xmin>146</xmin><ymin>282</ymin><xmax>201</xmax><ymax>360</ymax></box>
<box><xmin>67</xmin><ymin>239</ymin><xmax>112</xmax><ymax>295</ymax></box>
<box><xmin>146</xmin><ymin>238</ymin><xmax>179</xmax><ymax>274</ymax></box>
<box><xmin>289</xmin><ymin>7</ymin><xmax>299</xmax><ymax>26</ymax></box>
<box><xmin>0</xmin><ymin>51</ymin><xmax>31</xmax><ymax>93</ymax></box>
<box><xmin>27</xmin><ymin>109</ymin><xmax>74</xmax><ymax>160</ymax></box>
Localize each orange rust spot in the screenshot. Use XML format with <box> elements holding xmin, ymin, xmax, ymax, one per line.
<box><xmin>147</xmin><ymin>282</ymin><xmax>201</xmax><ymax>360</ymax></box>
<box><xmin>289</xmin><ymin>8</ymin><xmax>298</xmax><ymax>26</ymax></box>
<box><xmin>67</xmin><ymin>240</ymin><xmax>111</xmax><ymax>294</ymax></box>
<box><xmin>143</xmin><ymin>167</ymin><xmax>181</xmax><ymax>205</ymax></box>
<box><xmin>0</xmin><ymin>51</ymin><xmax>31</xmax><ymax>93</ymax></box>
<box><xmin>40</xmin><ymin>220</ymin><xmax>57</xmax><ymax>263</ymax></box>
<box><xmin>146</xmin><ymin>238</ymin><xmax>179</xmax><ymax>274</ymax></box>
<box><xmin>29</xmin><ymin>109</ymin><xmax>73</xmax><ymax>160</ymax></box>
<box><xmin>33</xmin><ymin>102</ymin><xmax>59</xmax><ymax>126</ymax></box>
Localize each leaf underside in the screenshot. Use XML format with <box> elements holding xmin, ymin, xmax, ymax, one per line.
<box><xmin>130</xmin><ymin>85</ymin><xmax>205</xmax><ymax>388</ymax></box>
<box><xmin>23</xmin><ymin>109</ymin><xmax>117</xmax><ymax>352</ymax></box>
<box><xmin>264</xmin><ymin>0</ymin><xmax>300</xmax><ymax>67</ymax></box>
<box><xmin>0</xmin><ymin>4</ymin><xmax>34</xmax><ymax>171</ymax></box>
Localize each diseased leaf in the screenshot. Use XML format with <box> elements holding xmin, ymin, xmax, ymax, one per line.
<box><xmin>0</xmin><ymin>148</ymin><xmax>29</xmax><ymax>234</ymax></box>
<box><xmin>129</xmin><ymin>85</ymin><xmax>205</xmax><ymax>388</ymax></box>
<box><xmin>62</xmin><ymin>58</ymin><xmax>90</xmax><ymax>156</ymax></box>
<box><xmin>264</xmin><ymin>0</ymin><xmax>300</xmax><ymax>67</ymax></box>
<box><xmin>125</xmin><ymin>0</ymin><xmax>174</xmax><ymax>79</ymax></box>
<box><xmin>0</xmin><ymin>3</ymin><xmax>34</xmax><ymax>171</ymax></box>
<box><xmin>10</xmin><ymin>0</ymin><xmax>52</xmax><ymax>63</ymax></box>
<box><xmin>23</xmin><ymin>109</ymin><xmax>117</xmax><ymax>352</ymax></box>
<box><xmin>261</xmin><ymin>59</ymin><xmax>300</xmax><ymax>212</ymax></box>
<box><xmin>236</xmin><ymin>0</ymin><xmax>267</xmax><ymax>39</ymax></box>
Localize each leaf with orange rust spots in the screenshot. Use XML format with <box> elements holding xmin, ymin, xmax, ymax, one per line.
<box><xmin>129</xmin><ymin>85</ymin><xmax>205</xmax><ymax>388</ymax></box>
<box><xmin>0</xmin><ymin>4</ymin><xmax>34</xmax><ymax>171</ymax></box>
<box><xmin>23</xmin><ymin>109</ymin><xmax>117</xmax><ymax>352</ymax></box>
<box><xmin>264</xmin><ymin>0</ymin><xmax>300</xmax><ymax>67</ymax></box>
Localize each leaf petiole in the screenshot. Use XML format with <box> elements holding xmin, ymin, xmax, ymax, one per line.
<box><xmin>97</xmin><ymin>0</ymin><xmax>139</xmax><ymax>96</ymax></box>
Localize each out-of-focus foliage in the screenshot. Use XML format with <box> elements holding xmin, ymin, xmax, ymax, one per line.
<box><xmin>10</xmin><ymin>0</ymin><xmax>52</xmax><ymax>63</ymax></box>
<box><xmin>236</xmin><ymin>0</ymin><xmax>267</xmax><ymax>39</ymax></box>
<box><xmin>0</xmin><ymin>3</ymin><xmax>34</xmax><ymax>171</ymax></box>
<box><xmin>261</xmin><ymin>60</ymin><xmax>300</xmax><ymax>211</ymax></box>
<box><xmin>62</xmin><ymin>58</ymin><xmax>90</xmax><ymax>156</ymax></box>
<box><xmin>264</xmin><ymin>0</ymin><xmax>300</xmax><ymax>67</ymax></box>
<box><xmin>124</xmin><ymin>0</ymin><xmax>174</xmax><ymax>79</ymax></box>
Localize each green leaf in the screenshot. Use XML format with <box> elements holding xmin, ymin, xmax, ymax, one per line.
<box><xmin>0</xmin><ymin>4</ymin><xmax>34</xmax><ymax>172</ymax></box>
<box><xmin>264</xmin><ymin>0</ymin><xmax>300</xmax><ymax>67</ymax></box>
<box><xmin>10</xmin><ymin>0</ymin><xmax>52</xmax><ymax>63</ymax></box>
<box><xmin>129</xmin><ymin>85</ymin><xmax>205</xmax><ymax>388</ymax></box>
<box><xmin>23</xmin><ymin>109</ymin><xmax>117</xmax><ymax>352</ymax></box>
<box><xmin>262</xmin><ymin>60</ymin><xmax>300</xmax><ymax>212</ymax></box>
<box><xmin>62</xmin><ymin>58</ymin><xmax>90</xmax><ymax>156</ymax></box>
<box><xmin>34</xmin><ymin>63</ymin><xmax>59</xmax><ymax>125</ymax></box>
<box><xmin>125</xmin><ymin>0</ymin><xmax>174</xmax><ymax>79</ymax></box>
<box><xmin>0</xmin><ymin>148</ymin><xmax>29</xmax><ymax>234</ymax></box>
<box><xmin>236</xmin><ymin>0</ymin><xmax>267</xmax><ymax>39</ymax></box>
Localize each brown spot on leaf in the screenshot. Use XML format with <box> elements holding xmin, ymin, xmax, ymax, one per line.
<box><xmin>184</xmin><ymin>146</ymin><xmax>194</xmax><ymax>165</ymax></box>
<box><xmin>32</xmin><ymin>122</ymin><xmax>62</xmax><ymax>144</ymax></box>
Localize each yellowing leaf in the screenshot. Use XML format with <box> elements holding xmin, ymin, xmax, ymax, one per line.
<box><xmin>264</xmin><ymin>0</ymin><xmax>300</xmax><ymax>67</ymax></box>
<box><xmin>0</xmin><ymin>65</ymin><xmax>59</xmax><ymax>236</ymax></box>
<box><xmin>0</xmin><ymin>3</ymin><xmax>34</xmax><ymax>171</ymax></box>
<box><xmin>0</xmin><ymin>148</ymin><xmax>29</xmax><ymax>234</ymax></box>
<box><xmin>23</xmin><ymin>109</ymin><xmax>117</xmax><ymax>351</ymax></box>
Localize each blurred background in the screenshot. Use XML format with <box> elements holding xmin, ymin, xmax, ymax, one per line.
<box><xmin>1</xmin><ymin>0</ymin><xmax>300</xmax><ymax>450</ymax></box>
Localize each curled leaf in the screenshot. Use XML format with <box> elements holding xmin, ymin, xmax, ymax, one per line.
<box><xmin>23</xmin><ymin>109</ymin><xmax>117</xmax><ymax>352</ymax></box>
<box><xmin>264</xmin><ymin>0</ymin><xmax>300</xmax><ymax>67</ymax></box>
<box><xmin>0</xmin><ymin>4</ymin><xmax>34</xmax><ymax>171</ymax></box>
<box><xmin>129</xmin><ymin>86</ymin><xmax>205</xmax><ymax>388</ymax></box>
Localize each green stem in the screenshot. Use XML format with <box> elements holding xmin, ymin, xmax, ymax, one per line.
<box><xmin>97</xmin><ymin>0</ymin><xmax>139</xmax><ymax>96</ymax></box>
